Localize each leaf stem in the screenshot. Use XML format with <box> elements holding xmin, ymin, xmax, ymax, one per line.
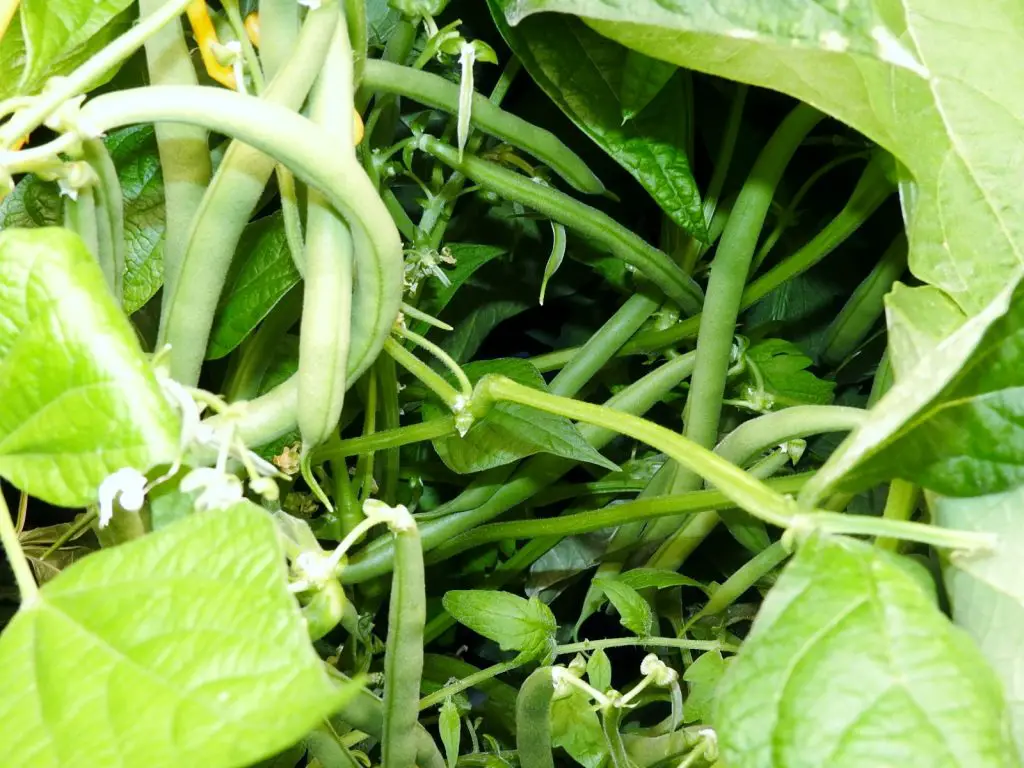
<box><xmin>556</xmin><ymin>637</ymin><xmax>733</xmax><ymax>655</ymax></box>
<box><xmin>39</xmin><ymin>510</ymin><xmax>98</xmax><ymax>560</ymax></box>
<box><xmin>384</xmin><ymin>337</ymin><xmax>463</xmax><ymax>410</ymax></box>
<box><xmin>317</xmin><ymin>417</ymin><xmax>456</xmax><ymax>462</ymax></box>
<box><xmin>0</xmin><ymin>489</ymin><xmax>38</xmax><ymax>603</ymax></box>
<box><xmin>393</xmin><ymin>324</ymin><xmax>473</xmax><ymax>401</ymax></box>
<box><xmin>419</xmin><ymin>660</ymin><xmax>521</xmax><ymax>711</ymax></box>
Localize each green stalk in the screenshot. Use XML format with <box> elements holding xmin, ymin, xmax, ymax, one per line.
<box><xmin>876</xmin><ymin>479</ymin><xmax>920</xmax><ymax>551</ymax></box>
<box><xmin>644</xmin><ymin>104</ymin><xmax>823</xmax><ymax>544</ymax></box>
<box><xmin>685</xmin><ymin>541</ymin><xmax>789</xmax><ymax>629</ymax></box>
<box><xmin>376</xmin><ymin>354</ymin><xmax>402</xmax><ymax>505</ymax></box>
<box><xmin>384</xmin><ymin>337</ymin><xmax>463</xmax><ymax>410</ymax></box>
<box><xmin>316</xmin><ymin>417</ymin><xmax>456</xmax><ymax>462</ymax></box>
<box><xmin>0</xmin><ymin>489</ymin><xmax>37</xmax><ymax>603</ymax></box>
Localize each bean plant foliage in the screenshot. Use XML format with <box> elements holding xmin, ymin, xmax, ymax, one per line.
<box><xmin>2</xmin><ymin>0</ymin><xmax>1024</xmax><ymax>766</ymax></box>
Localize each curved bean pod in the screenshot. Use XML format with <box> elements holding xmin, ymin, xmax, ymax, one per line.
<box><xmin>157</xmin><ymin>4</ymin><xmax>339</xmax><ymax>384</ymax></box>
<box><xmin>364</xmin><ymin>59</ymin><xmax>603</xmax><ymax>194</ymax></box>
<box><xmin>418</xmin><ymin>135</ymin><xmax>704</xmax><ymax>315</ymax></box>
<box><xmin>81</xmin><ymin>139</ymin><xmax>126</xmax><ymax>302</ymax></box>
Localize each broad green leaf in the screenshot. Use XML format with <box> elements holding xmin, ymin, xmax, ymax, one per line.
<box><xmin>500</xmin><ymin>0</ymin><xmax>1024</xmax><ymax>318</ymax></box>
<box><xmin>743</xmin><ymin>339</ymin><xmax>835</xmax><ymax>408</ymax></box>
<box><xmin>0</xmin><ymin>126</ymin><xmax>167</xmax><ymax>314</ymax></box>
<box><xmin>885</xmin><ymin>282</ymin><xmax>966</xmax><ymax>381</ymax></box>
<box><xmin>420</xmin><ymin>244</ymin><xmax>507</xmax><ymax>317</ymax></box>
<box><xmin>0</xmin><ymin>502</ymin><xmax>354</xmax><ymax>767</ymax></box>
<box><xmin>443</xmin><ymin>589</ymin><xmax>557</xmax><ymax>661</ymax></box>
<box><xmin>1</xmin><ymin>0</ymin><xmax>132</xmax><ymax>100</ymax></box>
<box><xmin>486</xmin><ymin>3</ymin><xmax>706</xmax><ymax>241</ymax></box>
<box><xmin>440</xmin><ymin>300</ymin><xmax>529</xmax><ymax>364</ymax></box>
<box><xmin>935</xmin><ymin>489</ymin><xmax>1024</xmax><ymax>755</ymax></box>
<box><xmin>0</xmin><ymin>228</ymin><xmax>177</xmax><ymax>507</ymax></box>
<box><xmin>423</xmin><ymin>358</ymin><xmax>618</xmax><ymax>475</ymax></box>
<box><xmin>593</xmin><ymin>576</ymin><xmax>653</xmax><ymax>637</ymax></box>
<box><xmin>805</xmin><ymin>280</ymin><xmax>1024</xmax><ymax>500</ymax></box>
<box><xmin>618</xmin><ymin>568</ymin><xmax>709</xmax><ymax>594</ymax></box>
<box><xmin>620</xmin><ymin>50</ymin><xmax>677</xmax><ymax>123</ymax></box>
<box><xmin>682</xmin><ymin>650</ymin><xmax>725</xmax><ymax>724</ymax></box>
<box><xmin>208</xmin><ymin>213</ymin><xmax>299</xmax><ymax>360</ymax></box>
<box><xmin>586</xmin><ymin>648</ymin><xmax>611</xmax><ymax>692</ymax></box>
<box><xmin>715</xmin><ymin>534</ymin><xmax>1018</xmax><ymax>768</ymax></box>
<box><xmin>551</xmin><ymin>688</ymin><xmax>607</xmax><ymax>768</ymax></box>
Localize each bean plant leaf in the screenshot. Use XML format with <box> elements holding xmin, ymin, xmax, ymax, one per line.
<box><xmin>501</xmin><ymin>0</ymin><xmax>1024</xmax><ymax>320</ymax></box>
<box><xmin>617</xmin><ymin>568</ymin><xmax>708</xmax><ymax>593</ymax></box>
<box><xmin>487</xmin><ymin>3</ymin><xmax>707</xmax><ymax>241</ymax></box>
<box><xmin>0</xmin><ymin>228</ymin><xmax>178</xmax><ymax>507</ymax></box>
<box><xmin>683</xmin><ymin>650</ymin><xmax>725</xmax><ymax>724</ymax></box>
<box><xmin>0</xmin><ymin>0</ymin><xmax>132</xmax><ymax>100</ymax></box>
<box><xmin>593</xmin><ymin>576</ymin><xmax>654</xmax><ymax>637</ymax></box>
<box><xmin>420</xmin><ymin>243</ymin><xmax>506</xmax><ymax>317</ymax></box>
<box><xmin>439</xmin><ymin>698</ymin><xmax>462</xmax><ymax>768</ymax></box>
<box><xmin>0</xmin><ymin>126</ymin><xmax>167</xmax><ymax>314</ymax></box>
<box><xmin>805</xmin><ymin>280</ymin><xmax>1024</xmax><ymax>500</ymax></box>
<box><xmin>551</xmin><ymin>688</ymin><xmax>607</xmax><ymax>768</ymax></box>
<box><xmin>742</xmin><ymin>338</ymin><xmax>835</xmax><ymax>408</ymax></box>
<box><xmin>715</xmin><ymin>534</ymin><xmax>1019</xmax><ymax>768</ymax></box>
<box><xmin>0</xmin><ymin>502</ymin><xmax>355</xmax><ymax>767</ymax></box>
<box><xmin>586</xmin><ymin>647</ymin><xmax>611</xmax><ymax>692</ymax></box>
<box><xmin>443</xmin><ymin>590</ymin><xmax>557</xmax><ymax>662</ymax></box>
<box><xmin>620</xmin><ymin>50</ymin><xmax>677</xmax><ymax>123</ymax></box>
<box><xmin>207</xmin><ymin>213</ymin><xmax>299</xmax><ymax>359</ymax></box>
<box><xmin>935</xmin><ymin>489</ymin><xmax>1024</xmax><ymax>755</ymax></box>
<box><xmin>440</xmin><ymin>300</ymin><xmax>529</xmax><ymax>364</ymax></box>
<box><xmin>885</xmin><ymin>282</ymin><xmax>966</xmax><ymax>381</ymax></box>
<box><xmin>423</xmin><ymin>358</ymin><xmax>618</xmax><ymax>475</ymax></box>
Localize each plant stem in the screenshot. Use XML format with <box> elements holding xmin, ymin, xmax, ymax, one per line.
<box><xmin>419</xmin><ymin>660</ymin><xmax>521</xmax><ymax>710</ymax></box>
<box><xmin>876</xmin><ymin>479</ymin><xmax>920</xmax><ymax>551</ymax></box>
<box><xmin>714</xmin><ymin>406</ymin><xmax>866</xmax><ymax>467</ymax></box>
<box><xmin>317</xmin><ymin>417</ymin><xmax>457</xmax><ymax>462</ymax></box>
<box><xmin>40</xmin><ymin>510</ymin><xmax>98</xmax><ymax>560</ymax></box>
<box><xmin>556</xmin><ymin>637</ymin><xmax>733</xmax><ymax>655</ymax></box>
<box><xmin>384</xmin><ymin>337</ymin><xmax>462</xmax><ymax>409</ymax></box>
<box><xmin>0</xmin><ymin>489</ymin><xmax>38</xmax><ymax>603</ymax></box>
<box><xmin>795</xmin><ymin>512</ymin><xmax>994</xmax><ymax>552</ymax></box>
<box><xmin>394</xmin><ymin>324</ymin><xmax>473</xmax><ymax>400</ymax></box>
<box><xmin>685</xmin><ymin>540</ymin><xmax>789</xmax><ymax>629</ymax></box>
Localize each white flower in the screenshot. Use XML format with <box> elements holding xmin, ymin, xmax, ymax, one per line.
<box><xmin>97</xmin><ymin>468</ymin><xmax>148</xmax><ymax>528</ymax></box>
<box><xmin>180</xmin><ymin>468</ymin><xmax>243</xmax><ymax>511</ymax></box>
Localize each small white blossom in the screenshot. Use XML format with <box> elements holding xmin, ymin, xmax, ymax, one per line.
<box><xmin>97</xmin><ymin>468</ymin><xmax>148</xmax><ymax>528</ymax></box>
<box><xmin>180</xmin><ymin>468</ymin><xmax>243</xmax><ymax>511</ymax></box>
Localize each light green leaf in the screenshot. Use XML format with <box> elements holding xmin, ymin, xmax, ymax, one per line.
<box><xmin>207</xmin><ymin>213</ymin><xmax>299</xmax><ymax>360</ymax></box>
<box><xmin>500</xmin><ymin>0</ymin><xmax>1024</xmax><ymax>318</ymax></box>
<box><xmin>621</xmin><ymin>50</ymin><xmax>677</xmax><ymax>123</ymax></box>
<box><xmin>443</xmin><ymin>589</ymin><xmax>557</xmax><ymax>661</ymax></box>
<box><xmin>618</xmin><ymin>567</ymin><xmax>709</xmax><ymax>594</ymax></box>
<box><xmin>551</xmin><ymin>688</ymin><xmax>607</xmax><ymax>768</ymax></box>
<box><xmin>593</xmin><ymin>576</ymin><xmax>654</xmax><ymax>637</ymax></box>
<box><xmin>538</xmin><ymin>222</ymin><xmax>566</xmax><ymax>306</ymax></box>
<box><xmin>0</xmin><ymin>126</ymin><xmax>168</xmax><ymax>314</ymax></box>
<box><xmin>885</xmin><ymin>282</ymin><xmax>966</xmax><ymax>381</ymax></box>
<box><xmin>586</xmin><ymin>648</ymin><xmax>611</xmax><ymax>693</ymax></box>
<box><xmin>439</xmin><ymin>698</ymin><xmax>462</xmax><ymax>768</ymax></box>
<box><xmin>486</xmin><ymin>3</ymin><xmax>706</xmax><ymax>241</ymax></box>
<box><xmin>0</xmin><ymin>228</ymin><xmax>177</xmax><ymax>507</ymax></box>
<box><xmin>2</xmin><ymin>0</ymin><xmax>132</xmax><ymax>100</ymax></box>
<box><xmin>682</xmin><ymin>650</ymin><xmax>725</xmax><ymax>724</ymax></box>
<box><xmin>0</xmin><ymin>502</ymin><xmax>354</xmax><ymax>767</ymax></box>
<box><xmin>715</xmin><ymin>534</ymin><xmax>1018</xmax><ymax>768</ymax></box>
<box><xmin>424</xmin><ymin>358</ymin><xmax>619</xmax><ymax>475</ymax></box>
<box><xmin>935</xmin><ymin>489</ymin><xmax>1024</xmax><ymax>755</ymax></box>
<box><xmin>804</xmin><ymin>280</ymin><xmax>1024</xmax><ymax>500</ymax></box>
<box><xmin>744</xmin><ymin>338</ymin><xmax>835</xmax><ymax>408</ymax></box>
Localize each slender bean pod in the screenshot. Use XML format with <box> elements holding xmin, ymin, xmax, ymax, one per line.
<box><xmin>81</xmin><ymin>138</ymin><xmax>125</xmax><ymax>302</ymax></box>
<box><xmin>516</xmin><ymin>668</ymin><xmax>556</xmax><ymax>768</ymax></box>
<box><xmin>298</xmin><ymin>16</ymin><xmax>356</xmax><ymax>452</ymax></box>
<box><xmin>157</xmin><ymin>5</ymin><xmax>339</xmax><ymax>384</ymax></box>
<box><xmin>255</xmin><ymin>0</ymin><xmax>300</xmax><ymax>79</ymax></box>
<box><xmin>345</xmin><ymin>0</ymin><xmax>368</xmax><ymax>86</ymax></box>
<box><xmin>418</xmin><ymin>135</ymin><xmax>704</xmax><ymax>315</ymax></box>
<box><xmin>364</xmin><ymin>59</ymin><xmax>603</xmax><ymax>194</ymax></box>
<box><xmin>601</xmin><ymin>705</ymin><xmax>632</xmax><ymax>768</ymax></box>
<box><xmin>63</xmin><ymin>186</ymin><xmax>102</xmax><ymax>279</ymax></box>
<box><xmin>381</xmin><ymin>511</ymin><xmax>427</xmax><ymax>768</ymax></box>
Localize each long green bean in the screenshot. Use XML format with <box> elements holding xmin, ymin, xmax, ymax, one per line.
<box><xmin>418</xmin><ymin>135</ymin><xmax>705</xmax><ymax>315</ymax></box>
<box><xmin>364</xmin><ymin>59</ymin><xmax>603</xmax><ymax>194</ymax></box>
<box><xmin>81</xmin><ymin>139</ymin><xmax>126</xmax><ymax>303</ymax></box>
<box><xmin>516</xmin><ymin>668</ymin><xmax>555</xmax><ymax>768</ymax></box>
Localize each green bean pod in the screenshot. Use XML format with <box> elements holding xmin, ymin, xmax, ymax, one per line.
<box><xmin>299</xmin><ymin>17</ymin><xmax>356</xmax><ymax>452</ymax></box>
<box><xmin>302</xmin><ymin>579</ymin><xmax>347</xmax><ymax>641</ymax></box>
<box><xmin>63</xmin><ymin>185</ymin><xmax>103</xmax><ymax>279</ymax></box>
<box><xmin>601</xmin><ymin>705</ymin><xmax>633</xmax><ymax>768</ymax></box>
<box><xmin>364</xmin><ymin>60</ymin><xmax>603</xmax><ymax>194</ymax></box>
<box><xmin>157</xmin><ymin>4</ymin><xmax>339</xmax><ymax>385</ymax></box>
<box><xmin>81</xmin><ymin>138</ymin><xmax>126</xmax><ymax>303</ymax></box>
<box><xmin>515</xmin><ymin>667</ymin><xmax>556</xmax><ymax>768</ymax></box>
<box><xmin>381</xmin><ymin>513</ymin><xmax>427</xmax><ymax>768</ymax></box>
<box><xmin>256</xmin><ymin>0</ymin><xmax>301</xmax><ymax>80</ymax></box>
<box><xmin>138</xmin><ymin>0</ymin><xmax>211</xmax><ymax>301</ymax></box>
<box><xmin>303</xmin><ymin>723</ymin><xmax>363</xmax><ymax>768</ymax></box>
<box><xmin>344</xmin><ymin>0</ymin><xmax>368</xmax><ymax>86</ymax></box>
<box><xmin>419</xmin><ymin>135</ymin><xmax>704</xmax><ymax>315</ymax></box>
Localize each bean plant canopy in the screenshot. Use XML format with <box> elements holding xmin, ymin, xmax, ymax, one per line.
<box><xmin>1</xmin><ymin>0</ymin><xmax>1022</xmax><ymax>766</ymax></box>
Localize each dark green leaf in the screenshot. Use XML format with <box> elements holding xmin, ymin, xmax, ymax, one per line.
<box><xmin>0</xmin><ymin>502</ymin><xmax>354</xmax><ymax>766</ymax></box>
<box><xmin>487</xmin><ymin>4</ymin><xmax>706</xmax><ymax>240</ymax></box>
<box><xmin>421</xmin><ymin>243</ymin><xmax>507</xmax><ymax>317</ymax></box>
<box><xmin>618</xmin><ymin>567</ymin><xmax>709</xmax><ymax>593</ymax></box>
<box><xmin>744</xmin><ymin>338</ymin><xmax>835</xmax><ymax>408</ymax></box>
<box><xmin>0</xmin><ymin>174</ymin><xmax>62</xmax><ymax>230</ymax></box>
<box><xmin>0</xmin><ymin>228</ymin><xmax>177</xmax><ymax>507</ymax></box>
<box><xmin>715</xmin><ymin>534</ymin><xmax>1017</xmax><ymax>767</ymax></box>
<box><xmin>806</xmin><ymin>281</ymin><xmax>1024</xmax><ymax>499</ymax></box>
<box><xmin>424</xmin><ymin>358</ymin><xmax>619</xmax><ymax>474</ymax></box>
<box><xmin>207</xmin><ymin>213</ymin><xmax>299</xmax><ymax>359</ymax></box>
<box><xmin>936</xmin><ymin>489</ymin><xmax>1024</xmax><ymax>754</ymax></box>
<box><xmin>440</xmin><ymin>300</ymin><xmax>529</xmax><ymax>364</ymax></box>
<box><xmin>593</xmin><ymin>577</ymin><xmax>653</xmax><ymax>637</ymax></box>
<box><xmin>443</xmin><ymin>590</ymin><xmax>557</xmax><ymax>661</ymax></box>
<box><xmin>621</xmin><ymin>50</ymin><xmax>677</xmax><ymax>123</ymax></box>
